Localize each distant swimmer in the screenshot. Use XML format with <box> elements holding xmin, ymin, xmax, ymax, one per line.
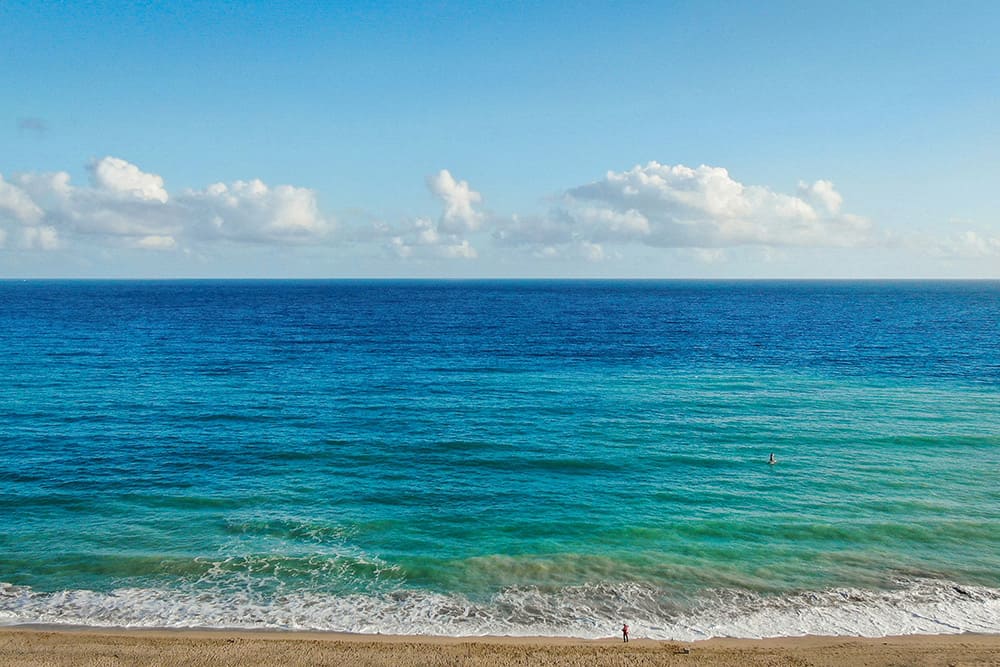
<box><xmin>768</xmin><ymin>452</ymin><xmax>776</xmax><ymax>465</ymax></box>
<box><xmin>622</xmin><ymin>622</ymin><xmax>629</xmax><ymax>642</ymax></box>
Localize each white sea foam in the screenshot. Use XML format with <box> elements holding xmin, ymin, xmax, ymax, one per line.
<box><xmin>1</xmin><ymin>579</ymin><xmax>998</xmax><ymax>640</ymax></box>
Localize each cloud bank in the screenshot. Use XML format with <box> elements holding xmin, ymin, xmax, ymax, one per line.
<box><xmin>2</xmin><ymin>157</ymin><xmax>995</xmax><ymax>275</ymax></box>
<box><xmin>494</xmin><ymin>162</ymin><xmax>875</xmax><ymax>261</ymax></box>
<box><xmin>0</xmin><ymin>157</ymin><xmax>333</xmax><ymax>252</ymax></box>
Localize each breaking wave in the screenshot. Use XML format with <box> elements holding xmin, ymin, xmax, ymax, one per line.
<box><xmin>2</xmin><ymin>578</ymin><xmax>998</xmax><ymax>640</ymax></box>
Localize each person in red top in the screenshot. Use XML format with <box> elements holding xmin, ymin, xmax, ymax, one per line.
<box><xmin>622</xmin><ymin>622</ymin><xmax>629</xmax><ymax>642</ymax></box>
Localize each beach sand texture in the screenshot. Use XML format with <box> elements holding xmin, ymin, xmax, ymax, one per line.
<box><xmin>2</xmin><ymin>629</ymin><xmax>999</xmax><ymax>667</ymax></box>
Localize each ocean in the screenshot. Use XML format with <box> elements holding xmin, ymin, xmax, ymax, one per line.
<box><xmin>1</xmin><ymin>280</ymin><xmax>998</xmax><ymax>639</ymax></box>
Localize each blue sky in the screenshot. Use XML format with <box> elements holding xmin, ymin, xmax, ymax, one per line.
<box><xmin>2</xmin><ymin>1</ymin><xmax>998</xmax><ymax>277</ymax></box>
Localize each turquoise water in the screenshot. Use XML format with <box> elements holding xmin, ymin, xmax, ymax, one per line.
<box><xmin>1</xmin><ymin>281</ymin><xmax>998</xmax><ymax>638</ymax></box>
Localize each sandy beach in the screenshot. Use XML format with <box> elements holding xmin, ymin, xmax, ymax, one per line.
<box><xmin>1</xmin><ymin>628</ymin><xmax>998</xmax><ymax>666</ymax></box>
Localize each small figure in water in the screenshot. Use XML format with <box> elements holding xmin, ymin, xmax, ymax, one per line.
<box><xmin>768</xmin><ymin>452</ymin><xmax>776</xmax><ymax>465</ymax></box>
<box><xmin>622</xmin><ymin>622</ymin><xmax>629</xmax><ymax>642</ymax></box>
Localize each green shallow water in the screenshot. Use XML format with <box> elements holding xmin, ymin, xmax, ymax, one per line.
<box><xmin>1</xmin><ymin>280</ymin><xmax>998</xmax><ymax>637</ymax></box>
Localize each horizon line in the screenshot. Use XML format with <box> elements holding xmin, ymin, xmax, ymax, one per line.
<box><xmin>2</xmin><ymin>277</ymin><xmax>998</xmax><ymax>282</ymax></box>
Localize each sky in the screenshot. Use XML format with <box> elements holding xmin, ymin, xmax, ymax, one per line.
<box><xmin>1</xmin><ymin>1</ymin><xmax>998</xmax><ymax>278</ymax></box>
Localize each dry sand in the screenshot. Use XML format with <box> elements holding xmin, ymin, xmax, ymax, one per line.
<box><xmin>1</xmin><ymin>628</ymin><xmax>998</xmax><ymax>666</ymax></box>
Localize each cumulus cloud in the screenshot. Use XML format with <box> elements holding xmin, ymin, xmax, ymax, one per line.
<box><xmin>0</xmin><ymin>157</ymin><xmax>332</xmax><ymax>253</ymax></box>
<box><xmin>1</xmin><ymin>173</ymin><xmax>60</xmax><ymax>249</ymax></box>
<box><xmin>4</xmin><ymin>155</ymin><xmax>994</xmax><ymax>276</ymax></box>
<box><xmin>379</xmin><ymin>170</ymin><xmax>485</xmax><ymax>261</ymax></box>
<box><xmin>491</xmin><ymin>161</ymin><xmax>877</xmax><ymax>259</ymax></box>
<box><xmin>427</xmin><ymin>169</ymin><xmax>483</xmax><ymax>233</ymax></box>
<box><xmin>90</xmin><ymin>156</ymin><xmax>169</xmax><ymax>203</ymax></box>
<box><xmin>0</xmin><ymin>174</ymin><xmax>45</xmax><ymax>223</ymax></box>
<box><xmin>798</xmin><ymin>179</ymin><xmax>843</xmax><ymax>214</ymax></box>
<box><xmin>182</xmin><ymin>179</ymin><xmax>328</xmax><ymax>243</ymax></box>
<box><xmin>559</xmin><ymin>161</ymin><xmax>872</xmax><ymax>249</ymax></box>
<box><xmin>1</xmin><ymin>157</ymin><xmax>480</xmax><ymax>262</ymax></box>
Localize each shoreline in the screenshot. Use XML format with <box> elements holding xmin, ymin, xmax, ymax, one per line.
<box><xmin>3</xmin><ymin>627</ymin><xmax>999</xmax><ymax>666</ymax></box>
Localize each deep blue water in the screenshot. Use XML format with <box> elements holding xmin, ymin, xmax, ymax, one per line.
<box><xmin>1</xmin><ymin>280</ymin><xmax>998</xmax><ymax>638</ymax></box>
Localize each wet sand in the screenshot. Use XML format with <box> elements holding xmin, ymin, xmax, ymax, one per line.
<box><xmin>1</xmin><ymin>627</ymin><xmax>998</xmax><ymax>666</ymax></box>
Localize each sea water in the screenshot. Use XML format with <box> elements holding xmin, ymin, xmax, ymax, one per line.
<box><xmin>1</xmin><ymin>280</ymin><xmax>998</xmax><ymax>639</ymax></box>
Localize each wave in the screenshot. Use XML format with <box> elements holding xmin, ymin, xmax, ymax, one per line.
<box><xmin>2</xmin><ymin>578</ymin><xmax>998</xmax><ymax>640</ymax></box>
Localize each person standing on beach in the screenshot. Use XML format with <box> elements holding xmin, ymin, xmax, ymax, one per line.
<box><xmin>622</xmin><ymin>623</ymin><xmax>629</xmax><ymax>642</ymax></box>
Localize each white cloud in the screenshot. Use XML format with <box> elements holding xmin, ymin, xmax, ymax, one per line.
<box><xmin>493</xmin><ymin>211</ymin><xmax>576</xmax><ymax>247</ymax></box>
<box><xmin>0</xmin><ymin>173</ymin><xmax>61</xmax><ymax>251</ymax></box>
<box><xmin>517</xmin><ymin>240</ymin><xmax>617</xmax><ymax>263</ymax></box>
<box><xmin>580</xmin><ymin>241</ymin><xmax>605</xmax><ymax>262</ymax></box>
<box><xmin>4</xmin><ymin>155</ymin><xmax>995</xmax><ymax>277</ymax></box>
<box><xmin>576</xmin><ymin>206</ymin><xmax>651</xmax><ymax>240</ymax></box>
<box><xmin>21</xmin><ymin>225</ymin><xmax>60</xmax><ymax>250</ymax></box>
<box><xmin>559</xmin><ymin>161</ymin><xmax>872</xmax><ymax>249</ymax></box>
<box><xmin>930</xmin><ymin>230</ymin><xmax>1000</xmax><ymax>259</ymax></box>
<box><xmin>0</xmin><ymin>174</ymin><xmax>44</xmax><ymax>223</ymax></box>
<box><xmin>0</xmin><ymin>157</ymin><xmax>332</xmax><ymax>252</ymax></box>
<box><xmin>7</xmin><ymin>166</ymin><xmax>179</xmax><ymax>244</ymax></box>
<box><xmin>440</xmin><ymin>239</ymin><xmax>477</xmax><ymax>259</ymax></box>
<box><xmin>798</xmin><ymin>179</ymin><xmax>843</xmax><ymax>214</ymax></box>
<box><xmin>11</xmin><ymin>171</ymin><xmax>73</xmax><ymax>209</ymax></box>
<box><xmin>533</xmin><ymin>246</ymin><xmax>560</xmax><ymax>259</ymax></box>
<box><xmin>387</xmin><ymin>218</ymin><xmax>477</xmax><ymax>260</ymax></box>
<box><xmin>134</xmin><ymin>235</ymin><xmax>177</xmax><ymax>250</ymax></box>
<box><xmin>379</xmin><ymin>170</ymin><xmax>485</xmax><ymax>261</ymax></box>
<box><xmin>427</xmin><ymin>169</ymin><xmax>483</xmax><ymax>233</ymax></box>
<box><xmin>758</xmin><ymin>246</ymin><xmax>788</xmax><ymax>263</ymax></box>
<box><xmin>181</xmin><ymin>179</ymin><xmax>329</xmax><ymax>243</ymax></box>
<box><xmin>90</xmin><ymin>156</ymin><xmax>169</xmax><ymax>203</ymax></box>
<box><xmin>692</xmin><ymin>248</ymin><xmax>727</xmax><ymax>264</ymax></box>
